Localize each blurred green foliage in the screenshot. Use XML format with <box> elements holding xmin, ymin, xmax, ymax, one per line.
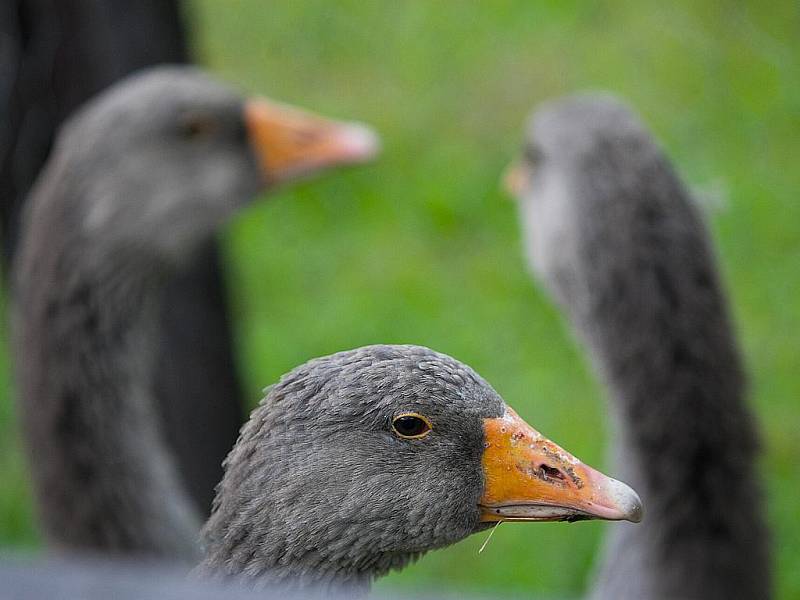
<box><xmin>1</xmin><ymin>0</ymin><xmax>797</xmax><ymax>597</ymax></box>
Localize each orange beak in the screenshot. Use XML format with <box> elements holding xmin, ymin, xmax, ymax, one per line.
<box><xmin>502</xmin><ymin>161</ymin><xmax>529</xmax><ymax>198</ymax></box>
<box><xmin>244</xmin><ymin>98</ymin><xmax>380</xmax><ymax>185</ymax></box>
<box><xmin>480</xmin><ymin>408</ymin><xmax>642</xmax><ymax>523</ymax></box>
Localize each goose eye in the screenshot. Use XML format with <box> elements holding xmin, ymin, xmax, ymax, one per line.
<box><xmin>179</xmin><ymin>113</ymin><xmax>217</xmax><ymax>140</ymax></box>
<box><xmin>392</xmin><ymin>413</ymin><xmax>432</xmax><ymax>439</ymax></box>
<box><xmin>523</xmin><ymin>143</ymin><xmax>543</xmax><ymax>166</ymax></box>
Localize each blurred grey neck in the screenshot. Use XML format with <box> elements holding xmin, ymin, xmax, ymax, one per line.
<box><xmin>553</xmin><ymin>178</ymin><xmax>770</xmax><ymax>599</ymax></box>
<box><xmin>13</xmin><ymin>179</ymin><xmax>201</xmax><ymax>559</ymax></box>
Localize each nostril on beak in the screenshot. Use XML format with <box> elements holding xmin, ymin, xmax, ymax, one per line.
<box><xmin>538</xmin><ymin>464</ymin><xmax>566</xmax><ymax>482</ymax></box>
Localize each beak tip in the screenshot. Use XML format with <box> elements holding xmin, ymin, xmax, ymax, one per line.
<box><xmin>608</xmin><ymin>479</ymin><xmax>644</xmax><ymax>523</ymax></box>
<box><xmin>243</xmin><ymin>98</ymin><xmax>381</xmax><ymax>182</ymax></box>
<box><xmin>337</xmin><ymin>122</ymin><xmax>381</xmax><ymax>162</ymax></box>
<box><xmin>626</xmin><ymin>497</ymin><xmax>644</xmax><ymax>523</ymax></box>
<box><xmin>502</xmin><ymin>162</ymin><xmax>526</xmax><ymax>198</ymax></box>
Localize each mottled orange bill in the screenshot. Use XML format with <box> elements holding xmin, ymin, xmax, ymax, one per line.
<box><xmin>244</xmin><ymin>98</ymin><xmax>379</xmax><ymax>185</ymax></box>
<box><xmin>480</xmin><ymin>408</ymin><xmax>642</xmax><ymax>523</ymax></box>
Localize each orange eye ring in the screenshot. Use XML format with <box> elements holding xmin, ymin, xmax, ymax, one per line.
<box><xmin>391</xmin><ymin>413</ymin><xmax>433</xmax><ymax>439</ymax></box>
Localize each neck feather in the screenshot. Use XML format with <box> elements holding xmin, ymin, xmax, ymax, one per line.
<box><xmin>13</xmin><ymin>222</ymin><xmax>200</xmax><ymax>559</ymax></box>
<box><xmin>562</xmin><ymin>196</ymin><xmax>770</xmax><ymax>600</ymax></box>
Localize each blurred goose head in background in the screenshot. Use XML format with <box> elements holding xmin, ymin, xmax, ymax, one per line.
<box><xmin>501</xmin><ymin>94</ymin><xmax>658</xmax><ymax>310</ymax></box>
<box><xmin>42</xmin><ymin>65</ymin><xmax>380</xmax><ymax>266</ymax></box>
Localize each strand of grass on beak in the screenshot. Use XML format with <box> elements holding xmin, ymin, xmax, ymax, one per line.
<box><xmin>478</xmin><ymin>520</ymin><xmax>504</xmax><ymax>554</ymax></box>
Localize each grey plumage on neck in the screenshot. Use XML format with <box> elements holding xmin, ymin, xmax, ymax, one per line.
<box><xmin>509</xmin><ymin>94</ymin><xmax>771</xmax><ymax>600</ymax></box>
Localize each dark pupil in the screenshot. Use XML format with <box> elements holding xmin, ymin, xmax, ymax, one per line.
<box><xmin>394</xmin><ymin>416</ymin><xmax>427</xmax><ymax>437</ymax></box>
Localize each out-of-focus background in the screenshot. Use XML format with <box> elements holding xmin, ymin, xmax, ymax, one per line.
<box><xmin>1</xmin><ymin>1</ymin><xmax>797</xmax><ymax>598</ymax></box>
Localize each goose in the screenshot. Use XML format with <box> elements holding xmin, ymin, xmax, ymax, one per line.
<box><xmin>195</xmin><ymin>344</ymin><xmax>642</xmax><ymax>591</ymax></box>
<box><xmin>12</xmin><ymin>65</ymin><xmax>380</xmax><ymax>559</ymax></box>
<box><xmin>0</xmin><ymin>2</ymin><xmax>234</xmax><ymax>517</ymax></box>
<box><xmin>504</xmin><ymin>94</ymin><xmax>770</xmax><ymax>599</ymax></box>
<box><xmin>11</xmin><ymin>67</ymin><xmax>641</xmax><ymax>591</ymax></box>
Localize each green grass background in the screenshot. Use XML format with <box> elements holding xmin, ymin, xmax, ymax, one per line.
<box><xmin>1</xmin><ymin>1</ymin><xmax>798</xmax><ymax>597</ymax></box>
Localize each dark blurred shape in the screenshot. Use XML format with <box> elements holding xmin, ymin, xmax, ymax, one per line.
<box><xmin>0</xmin><ymin>0</ymin><xmax>243</xmax><ymax>515</ymax></box>
<box><xmin>157</xmin><ymin>245</ymin><xmax>244</xmax><ymax>516</ymax></box>
<box><xmin>0</xmin><ymin>556</ymin><xmax>342</xmax><ymax>600</ymax></box>
<box><xmin>2</xmin><ymin>555</ymin><xmax>513</xmax><ymax>600</ymax></box>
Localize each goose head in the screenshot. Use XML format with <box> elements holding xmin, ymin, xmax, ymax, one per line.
<box><xmin>201</xmin><ymin>345</ymin><xmax>642</xmax><ymax>588</ymax></box>
<box><xmin>503</xmin><ymin>94</ymin><xmax>660</xmax><ymax>310</ymax></box>
<box><xmin>42</xmin><ymin>66</ymin><xmax>379</xmax><ymax>266</ymax></box>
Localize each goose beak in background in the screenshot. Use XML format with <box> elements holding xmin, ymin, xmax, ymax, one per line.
<box><xmin>244</xmin><ymin>98</ymin><xmax>381</xmax><ymax>185</ymax></box>
<box><xmin>501</xmin><ymin>160</ymin><xmax>529</xmax><ymax>198</ymax></box>
<box><xmin>480</xmin><ymin>408</ymin><xmax>643</xmax><ymax>524</ymax></box>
